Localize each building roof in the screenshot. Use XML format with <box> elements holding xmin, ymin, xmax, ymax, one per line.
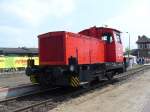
<box><xmin>0</xmin><ymin>47</ymin><xmax>38</xmax><ymax>55</ymax></box>
<box><xmin>136</xmin><ymin>35</ymin><xmax>150</xmax><ymax>43</ymax></box>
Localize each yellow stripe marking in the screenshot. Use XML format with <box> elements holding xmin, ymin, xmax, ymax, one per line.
<box><xmin>72</xmin><ymin>78</ymin><xmax>78</xmax><ymax>87</ymax></box>
<box><xmin>74</xmin><ymin>77</ymin><xmax>80</xmax><ymax>83</ymax></box>
<box><xmin>70</xmin><ymin>77</ymin><xmax>75</xmax><ymax>87</ymax></box>
<box><xmin>70</xmin><ymin>76</ymin><xmax>80</xmax><ymax>87</ymax></box>
<box><xmin>71</xmin><ymin>80</ymin><xmax>76</xmax><ymax>87</ymax></box>
<box><xmin>73</xmin><ymin>77</ymin><xmax>80</xmax><ymax>87</ymax></box>
<box><xmin>72</xmin><ymin>77</ymin><xmax>78</xmax><ymax>85</ymax></box>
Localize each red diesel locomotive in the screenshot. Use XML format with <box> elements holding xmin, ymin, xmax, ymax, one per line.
<box><xmin>26</xmin><ymin>26</ymin><xmax>126</xmax><ymax>87</ymax></box>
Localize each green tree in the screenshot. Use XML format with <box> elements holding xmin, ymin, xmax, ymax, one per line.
<box><xmin>125</xmin><ymin>47</ymin><xmax>131</xmax><ymax>55</ymax></box>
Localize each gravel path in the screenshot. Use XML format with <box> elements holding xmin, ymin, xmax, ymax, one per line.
<box><xmin>50</xmin><ymin>69</ymin><xmax>150</xmax><ymax>112</ymax></box>
<box><xmin>0</xmin><ymin>72</ymin><xmax>30</xmax><ymax>88</ymax></box>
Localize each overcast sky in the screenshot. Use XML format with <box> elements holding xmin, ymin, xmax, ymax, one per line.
<box><xmin>0</xmin><ymin>0</ymin><xmax>150</xmax><ymax>50</ymax></box>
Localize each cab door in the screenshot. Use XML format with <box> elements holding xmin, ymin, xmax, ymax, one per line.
<box><xmin>102</xmin><ymin>32</ymin><xmax>115</xmax><ymax>62</ymax></box>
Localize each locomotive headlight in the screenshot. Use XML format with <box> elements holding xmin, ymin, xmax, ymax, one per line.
<box><xmin>70</xmin><ymin>65</ymin><xmax>74</xmax><ymax>71</ymax></box>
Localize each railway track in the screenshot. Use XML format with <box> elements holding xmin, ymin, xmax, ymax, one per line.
<box><xmin>0</xmin><ymin>65</ymin><xmax>149</xmax><ymax>112</ymax></box>
<box><xmin>0</xmin><ymin>86</ymin><xmax>61</xmax><ymax>112</ymax></box>
<box><xmin>0</xmin><ymin>83</ymin><xmax>41</xmax><ymax>99</ymax></box>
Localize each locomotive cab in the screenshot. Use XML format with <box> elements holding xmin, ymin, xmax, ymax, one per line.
<box><xmin>102</xmin><ymin>30</ymin><xmax>123</xmax><ymax>63</ymax></box>
<box><xmin>79</xmin><ymin>27</ymin><xmax>123</xmax><ymax>63</ymax></box>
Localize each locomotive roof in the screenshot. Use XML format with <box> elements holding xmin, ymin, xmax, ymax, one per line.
<box><xmin>38</xmin><ymin>26</ymin><xmax>121</xmax><ymax>38</ymax></box>
<box><xmin>98</xmin><ymin>27</ymin><xmax>121</xmax><ymax>33</ymax></box>
<box><xmin>79</xmin><ymin>26</ymin><xmax>121</xmax><ymax>33</ymax></box>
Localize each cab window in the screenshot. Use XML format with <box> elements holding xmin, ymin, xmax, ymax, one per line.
<box><xmin>102</xmin><ymin>33</ymin><xmax>113</xmax><ymax>43</ymax></box>
<box><xmin>115</xmin><ymin>33</ymin><xmax>122</xmax><ymax>44</ymax></box>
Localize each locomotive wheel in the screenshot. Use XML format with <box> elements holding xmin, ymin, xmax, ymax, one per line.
<box><xmin>37</xmin><ymin>75</ymin><xmax>52</xmax><ymax>86</ymax></box>
<box><xmin>122</xmin><ymin>65</ymin><xmax>127</xmax><ymax>72</ymax></box>
<box><xmin>105</xmin><ymin>72</ymin><xmax>114</xmax><ymax>80</ymax></box>
<box><xmin>30</xmin><ymin>75</ymin><xmax>38</xmax><ymax>84</ymax></box>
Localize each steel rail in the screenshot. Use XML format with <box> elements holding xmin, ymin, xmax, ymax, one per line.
<box><xmin>0</xmin><ymin>86</ymin><xmax>59</xmax><ymax>105</ymax></box>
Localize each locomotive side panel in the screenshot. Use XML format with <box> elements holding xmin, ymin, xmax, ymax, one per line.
<box><xmin>65</xmin><ymin>33</ymin><xmax>105</xmax><ymax>65</ymax></box>
<box><xmin>90</xmin><ymin>39</ymin><xmax>105</xmax><ymax>63</ymax></box>
<box><xmin>65</xmin><ymin>33</ymin><xmax>90</xmax><ymax>64</ymax></box>
<box><xmin>38</xmin><ymin>32</ymin><xmax>66</xmax><ymax>65</ymax></box>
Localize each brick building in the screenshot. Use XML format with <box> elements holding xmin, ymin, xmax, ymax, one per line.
<box><xmin>136</xmin><ymin>35</ymin><xmax>150</xmax><ymax>58</ymax></box>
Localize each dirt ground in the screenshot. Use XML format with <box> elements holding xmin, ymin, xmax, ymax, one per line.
<box><xmin>0</xmin><ymin>72</ymin><xmax>30</xmax><ymax>88</ymax></box>
<box><xmin>50</xmin><ymin>69</ymin><xmax>150</xmax><ymax>112</ymax></box>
